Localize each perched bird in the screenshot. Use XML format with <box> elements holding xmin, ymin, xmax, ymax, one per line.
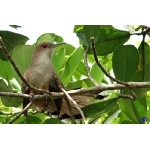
<box><xmin>22</xmin><ymin>42</ymin><xmax>99</xmax><ymax>120</ymax></box>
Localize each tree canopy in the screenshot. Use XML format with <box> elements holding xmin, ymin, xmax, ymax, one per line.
<box><xmin>0</xmin><ymin>25</ymin><xmax>150</xmax><ymax>124</ymax></box>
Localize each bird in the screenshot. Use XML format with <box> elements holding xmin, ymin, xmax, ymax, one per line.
<box><xmin>22</xmin><ymin>42</ymin><xmax>101</xmax><ymax>120</ymax></box>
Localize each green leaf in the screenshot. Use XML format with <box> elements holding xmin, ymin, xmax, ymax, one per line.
<box><xmin>146</xmin><ymin>94</ymin><xmax>150</xmax><ymax>123</ymax></box>
<box><xmin>76</xmin><ymin>33</ymin><xmax>87</xmax><ymax>45</ymax></box>
<box><xmin>118</xmin><ymin>98</ymin><xmax>139</xmax><ymax>123</ymax></box>
<box><xmin>0</xmin><ymin>31</ymin><xmax>29</xmax><ymax>60</ymax></box>
<box><xmin>43</xmin><ymin>118</ymin><xmax>65</xmax><ymax>124</ymax></box>
<box><xmin>76</xmin><ymin>61</ymin><xmax>87</xmax><ymax>76</ymax></box>
<box><xmin>131</xmin><ymin>97</ymin><xmax>147</xmax><ymax>123</ymax></box>
<box><xmin>26</xmin><ymin>114</ymin><xmax>42</xmax><ymax>124</ymax></box>
<box><xmin>13</xmin><ymin>115</ymin><xmax>26</xmax><ymax>124</ymax></box>
<box><xmin>52</xmin><ymin>46</ymin><xmax>65</xmax><ymax>73</ymax></box>
<box><xmin>112</xmin><ymin>45</ymin><xmax>139</xmax><ymax>82</ymax></box>
<box><xmin>91</xmin><ymin>62</ymin><xmax>104</xmax><ymax>84</ymax></box>
<box><xmin>9</xmin><ymin>25</ymin><xmax>21</xmax><ymax>30</ymax></box>
<box><xmin>132</xmin><ymin>43</ymin><xmax>150</xmax><ymax>97</ymax></box>
<box><xmin>35</xmin><ymin>33</ymin><xmax>64</xmax><ymax>46</ymax></box>
<box><xmin>104</xmin><ymin>109</ymin><xmax>121</xmax><ymax>124</ymax></box>
<box><xmin>73</xmin><ymin>25</ymin><xmax>83</xmax><ymax>33</ymax></box>
<box><xmin>0</xmin><ymin>59</ymin><xmax>21</xmax><ymax>91</ymax></box>
<box><xmin>83</xmin><ymin>78</ymin><xmax>95</xmax><ymax>87</ymax></box>
<box><xmin>0</xmin><ymin>59</ymin><xmax>13</xmax><ymax>81</ymax></box>
<box><xmin>62</xmin><ymin>46</ymin><xmax>84</xmax><ymax>85</ymax></box>
<box><xmin>11</xmin><ymin>45</ymin><xmax>34</xmax><ymax>85</ymax></box>
<box><xmin>95</xmin><ymin>26</ymin><xmax>130</xmax><ymax>55</ymax></box>
<box><xmin>63</xmin><ymin>43</ymin><xmax>75</xmax><ymax>55</ymax></box>
<box><xmin>82</xmin><ymin>98</ymin><xmax>118</xmax><ymax>118</ymax></box>
<box><xmin>0</xmin><ymin>79</ymin><xmax>22</xmax><ymax>107</ymax></box>
<box><xmin>66</xmin><ymin>80</ymin><xmax>88</xmax><ymax>89</ymax></box>
<box><xmin>83</xmin><ymin>25</ymin><xmax>100</xmax><ymax>45</ymax></box>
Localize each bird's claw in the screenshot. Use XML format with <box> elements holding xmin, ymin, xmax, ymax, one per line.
<box><xmin>29</xmin><ymin>94</ymin><xmax>35</xmax><ymax>101</ymax></box>
<box><xmin>43</xmin><ymin>93</ymin><xmax>49</xmax><ymax>100</ymax></box>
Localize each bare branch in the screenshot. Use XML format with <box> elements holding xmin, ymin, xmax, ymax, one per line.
<box><xmin>1</xmin><ymin>81</ymin><xmax>150</xmax><ymax>99</ymax></box>
<box><xmin>131</xmin><ymin>26</ymin><xmax>150</xmax><ymax>36</ymax></box>
<box><xmin>54</xmin><ymin>74</ymin><xmax>77</xmax><ymax>124</ymax></box>
<box><xmin>90</xmin><ymin>37</ymin><xmax>129</xmax><ymax>86</ymax></box>
<box><xmin>118</xmin><ymin>94</ymin><xmax>135</xmax><ymax>100</ymax></box>
<box><xmin>7</xmin><ymin>99</ymin><xmax>34</xmax><ymax>124</ymax></box>
<box><xmin>61</xmin><ymin>88</ymin><xmax>87</xmax><ymax>124</ymax></box>
<box><xmin>84</xmin><ymin>46</ymin><xmax>98</xmax><ymax>86</ymax></box>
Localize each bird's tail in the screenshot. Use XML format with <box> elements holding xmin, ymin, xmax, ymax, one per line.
<box><xmin>59</xmin><ymin>93</ymin><xmax>105</xmax><ymax>117</ymax></box>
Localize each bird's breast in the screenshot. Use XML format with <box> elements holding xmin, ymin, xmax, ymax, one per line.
<box><xmin>25</xmin><ymin>63</ymin><xmax>54</xmax><ymax>90</ymax></box>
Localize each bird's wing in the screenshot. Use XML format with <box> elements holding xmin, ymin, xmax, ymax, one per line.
<box><xmin>49</xmin><ymin>73</ymin><xmax>63</xmax><ymax>116</ymax></box>
<box><xmin>21</xmin><ymin>82</ymin><xmax>30</xmax><ymax>117</ymax></box>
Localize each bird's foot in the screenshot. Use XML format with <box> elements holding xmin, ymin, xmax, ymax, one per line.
<box><xmin>43</xmin><ymin>93</ymin><xmax>49</xmax><ymax>100</ymax></box>
<box><xmin>29</xmin><ymin>94</ymin><xmax>35</xmax><ymax>101</ymax></box>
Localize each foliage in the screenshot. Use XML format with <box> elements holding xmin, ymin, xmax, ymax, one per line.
<box><xmin>0</xmin><ymin>25</ymin><xmax>150</xmax><ymax>124</ymax></box>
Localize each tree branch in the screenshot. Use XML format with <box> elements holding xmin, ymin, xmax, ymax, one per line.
<box><xmin>131</xmin><ymin>26</ymin><xmax>150</xmax><ymax>36</ymax></box>
<box><xmin>90</xmin><ymin>37</ymin><xmax>138</xmax><ymax>99</ymax></box>
<box><xmin>7</xmin><ymin>98</ymin><xmax>34</xmax><ymax>124</ymax></box>
<box><xmin>90</xmin><ymin>37</ymin><xmax>129</xmax><ymax>86</ymax></box>
<box><xmin>61</xmin><ymin>88</ymin><xmax>87</xmax><ymax>124</ymax></box>
<box><xmin>84</xmin><ymin>46</ymin><xmax>98</xmax><ymax>86</ymax></box>
<box><xmin>54</xmin><ymin>74</ymin><xmax>80</xmax><ymax>124</ymax></box>
<box><xmin>1</xmin><ymin>81</ymin><xmax>150</xmax><ymax>99</ymax></box>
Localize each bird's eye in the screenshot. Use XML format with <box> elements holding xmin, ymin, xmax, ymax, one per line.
<box><xmin>41</xmin><ymin>43</ymin><xmax>48</xmax><ymax>48</ymax></box>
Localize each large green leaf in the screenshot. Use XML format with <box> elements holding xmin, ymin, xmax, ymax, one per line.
<box><xmin>112</xmin><ymin>45</ymin><xmax>139</xmax><ymax>82</ymax></box>
<box><xmin>131</xmin><ymin>43</ymin><xmax>150</xmax><ymax>97</ymax></box>
<box><xmin>63</xmin><ymin>43</ymin><xmax>75</xmax><ymax>55</ymax></box>
<box><xmin>52</xmin><ymin>46</ymin><xmax>65</xmax><ymax>74</ymax></box>
<box><xmin>119</xmin><ymin>96</ymin><xmax>147</xmax><ymax>124</ymax></box>
<box><xmin>95</xmin><ymin>26</ymin><xmax>130</xmax><ymax>55</ymax></box>
<box><xmin>131</xmin><ymin>96</ymin><xmax>147</xmax><ymax>123</ymax></box>
<box><xmin>75</xmin><ymin>25</ymin><xmax>130</xmax><ymax>55</ymax></box>
<box><xmin>0</xmin><ymin>79</ymin><xmax>22</xmax><ymax>107</ymax></box>
<box><xmin>0</xmin><ymin>59</ymin><xmax>13</xmax><ymax>82</ymax></box>
<box><xmin>82</xmin><ymin>98</ymin><xmax>118</xmax><ymax>118</ymax></box>
<box><xmin>118</xmin><ymin>98</ymin><xmax>139</xmax><ymax>123</ymax></box>
<box><xmin>35</xmin><ymin>33</ymin><xmax>64</xmax><ymax>46</ymax></box>
<box><xmin>0</xmin><ymin>59</ymin><xmax>20</xmax><ymax>91</ymax></box>
<box><xmin>0</xmin><ymin>31</ymin><xmax>29</xmax><ymax>60</ymax></box>
<box><xmin>83</xmin><ymin>25</ymin><xmax>100</xmax><ymax>45</ymax></box>
<box><xmin>11</xmin><ymin>45</ymin><xmax>34</xmax><ymax>85</ymax></box>
<box><xmin>62</xmin><ymin>46</ymin><xmax>84</xmax><ymax>85</ymax></box>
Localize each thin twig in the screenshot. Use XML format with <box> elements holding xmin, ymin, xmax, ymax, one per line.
<box><xmin>141</xmin><ymin>30</ymin><xmax>146</xmax><ymax>80</ymax></box>
<box><xmin>61</xmin><ymin>88</ymin><xmax>87</xmax><ymax>124</ymax></box>
<box><xmin>131</xmin><ymin>26</ymin><xmax>150</xmax><ymax>36</ymax></box>
<box><xmin>54</xmin><ymin>74</ymin><xmax>76</xmax><ymax>124</ymax></box>
<box><xmin>0</xmin><ymin>38</ymin><xmax>52</xmax><ymax>96</ymax></box>
<box><xmin>84</xmin><ymin>46</ymin><xmax>98</xmax><ymax>86</ymax></box>
<box><xmin>7</xmin><ymin>99</ymin><xmax>34</xmax><ymax>124</ymax></box>
<box><xmin>91</xmin><ymin>37</ymin><xmax>129</xmax><ymax>86</ymax></box>
<box><xmin>90</xmin><ymin>37</ymin><xmax>138</xmax><ymax>99</ymax></box>
<box><xmin>118</xmin><ymin>94</ymin><xmax>135</xmax><ymax>100</ymax></box>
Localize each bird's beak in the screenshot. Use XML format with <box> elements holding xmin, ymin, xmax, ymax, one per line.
<box><xmin>53</xmin><ymin>42</ymin><xmax>66</xmax><ymax>48</ymax></box>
